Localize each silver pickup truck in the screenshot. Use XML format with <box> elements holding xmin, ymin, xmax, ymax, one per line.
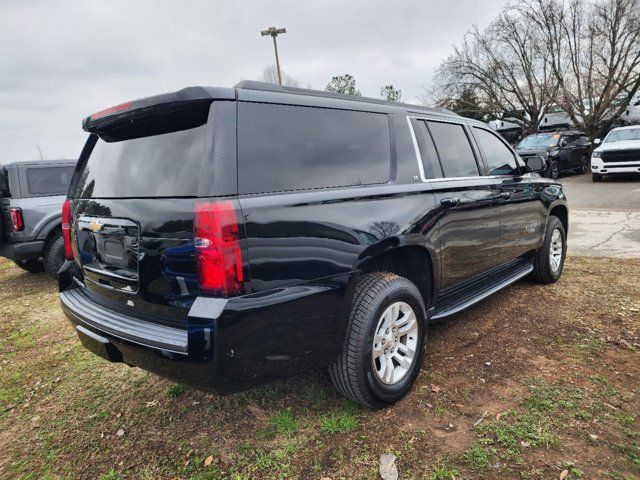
<box><xmin>0</xmin><ymin>160</ymin><xmax>76</xmax><ymax>277</ymax></box>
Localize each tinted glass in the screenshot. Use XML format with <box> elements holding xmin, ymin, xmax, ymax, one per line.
<box><xmin>76</xmin><ymin>125</ymin><xmax>206</xmax><ymax>198</ymax></box>
<box><xmin>1</xmin><ymin>169</ymin><xmax>9</xmax><ymax>197</ymax></box>
<box><xmin>473</xmin><ymin>128</ymin><xmax>519</xmax><ymax>176</ymax></box>
<box><xmin>238</xmin><ymin>103</ymin><xmax>390</xmax><ymax>194</ymax></box>
<box><xmin>412</xmin><ymin>119</ymin><xmax>443</xmax><ymax>178</ymax></box>
<box><xmin>26</xmin><ymin>166</ymin><xmax>74</xmax><ymax>196</ymax></box>
<box><xmin>427</xmin><ymin>122</ymin><xmax>479</xmax><ymax>178</ymax></box>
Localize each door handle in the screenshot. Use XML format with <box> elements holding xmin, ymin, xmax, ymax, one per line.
<box><xmin>499</xmin><ymin>191</ymin><xmax>513</xmax><ymax>199</ymax></box>
<box><xmin>440</xmin><ymin>198</ymin><xmax>461</xmax><ymax>208</ymax></box>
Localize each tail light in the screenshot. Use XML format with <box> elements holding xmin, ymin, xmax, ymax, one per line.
<box><xmin>194</xmin><ymin>200</ymin><xmax>244</xmax><ymax>297</ymax></box>
<box><xmin>9</xmin><ymin>208</ymin><xmax>24</xmax><ymax>231</ymax></box>
<box><xmin>61</xmin><ymin>199</ymin><xmax>74</xmax><ymax>260</ymax></box>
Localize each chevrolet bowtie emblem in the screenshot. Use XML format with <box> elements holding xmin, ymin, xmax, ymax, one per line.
<box><xmin>89</xmin><ymin>220</ymin><xmax>104</xmax><ymax>233</ymax></box>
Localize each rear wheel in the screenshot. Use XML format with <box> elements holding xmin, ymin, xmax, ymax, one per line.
<box><xmin>592</xmin><ymin>173</ymin><xmax>603</xmax><ymax>182</ymax></box>
<box><xmin>532</xmin><ymin>216</ymin><xmax>566</xmax><ymax>284</ymax></box>
<box><xmin>329</xmin><ymin>272</ymin><xmax>427</xmax><ymax>409</ymax></box>
<box><xmin>13</xmin><ymin>259</ymin><xmax>44</xmax><ymax>273</ymax></box>
<box><xmin>42</xmin><ymin>231</ymin><xmax>65</xmax><ymax>279</ymax></box>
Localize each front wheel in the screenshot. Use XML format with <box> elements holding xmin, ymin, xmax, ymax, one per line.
<box><xmin>531</xmin><ymin>216</ymin><xmax>566</xmax><ymax>284</ymax></box>
<box><xmin>546</xmin><ymin>160</ymin><xmax>560</xmax><ymax>180</ymax></box>
<box><xmin>329</xmin><ymin>273</ymin><xmax>427</xmax><ymax>409</ymax></box>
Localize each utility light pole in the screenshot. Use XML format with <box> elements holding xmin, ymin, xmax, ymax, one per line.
<box><xmin>261</xmin><ymin>26</ymin><xmax>286</xmax><ymax>85</ymax></box>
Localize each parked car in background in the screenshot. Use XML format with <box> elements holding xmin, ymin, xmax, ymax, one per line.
<box><xmin>621</xmin><ymin>92</ymin><xmax>640</xmax><ymax>125</ymax></box>
<box><xmin>1</xmin><ymin>160</ymin><xmax>76</xmax><ymax>277</ymax></box>
<box><xmin>591</xmin><ymin>125</ymin><xmax>640</xmax><ymax>182</ymax></box>
<box><xmin>515</xmin><ymin>131</ymin><xmax>592</xmax><ymax>179</ymax></box>
<box><xmin>59</xmin><ymin>81</ymin><xmax>567</xmax><ymax>408</ymax></box>
<box><xmin>488</xmin><ymin>118</ymin><xmax>524</xmax><ymax>145</ymax></box>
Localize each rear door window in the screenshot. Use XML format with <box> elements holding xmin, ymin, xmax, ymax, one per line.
<box><xmin>411</xmin><ymin>119</ymin><xmax>443</xmax><ymax>179</ymax></box>
<box><xmin>76</xmin><ymin>125</ymin><xmax>207</xmax><ymax>198</ymax></box>
<box><xmin>238</xmin><ymin>102</ymin><xmax>391</xmax><ymax>194</ymax></box>
<box><xmin>472</xmin><ymin>127</ymin><xmax>520</xmax><ymax>176</ymax></box>
<box><xmin>426</xmin><ymin>121</ymin><xmax>479</xmax><ymax>178</ymax></box>
<box><xmin>26</xmin><ymin>166</ymin><xmax>75</xmax><ymax>196</ymax></box>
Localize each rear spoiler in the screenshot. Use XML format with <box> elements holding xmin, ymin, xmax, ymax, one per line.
<box><xmin>82</xmin><ymin>86</ymin><xmax>235</xmax><ymax>133</ymax></box>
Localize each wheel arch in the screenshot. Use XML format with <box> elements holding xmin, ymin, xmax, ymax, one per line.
<box><xmin>354</xmin><ymin>243</ymin><xmax>437</xmax><ymax>310</ymax></box>
<box><xmin>35</xmin><ymin>215</ymin><xmax>62</xmax><ymax>243</ymax></box>
<box><xmin>548</xmin><ymin>203</ymin><xmax>568</xmax><ymax>235</ymax></box>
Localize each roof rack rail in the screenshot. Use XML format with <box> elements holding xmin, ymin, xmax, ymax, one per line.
<box><xmin>233</xmin><ymin>80</ymin><xmax>455</xmax><ymax>116</ymax></box>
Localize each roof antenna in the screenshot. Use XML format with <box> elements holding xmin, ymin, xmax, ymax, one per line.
<box><xmin>36</xmin><ymin>145</ymin><xmax>44</xmax><ymax>160</ymax></box>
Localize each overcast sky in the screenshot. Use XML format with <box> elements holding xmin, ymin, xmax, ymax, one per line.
<box><xmin>0</xmin><ymin>0</ymin><xmax>508</xmax><ymax>161</ymax></box>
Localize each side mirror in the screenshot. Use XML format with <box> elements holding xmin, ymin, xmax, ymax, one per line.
<box><xmin>594</xmin><ymin>138</ymin><xmax>601</xmax><ymax>145</ymax></box>
<box><xmin>524</xmin><ymin>156</ymin><xmax>545</xmax><ymax>173</ymax></box>
<box><xmin>559</xmin><ymin>138</ymin><xmax>568</xmax><ymax>148</ymax></box>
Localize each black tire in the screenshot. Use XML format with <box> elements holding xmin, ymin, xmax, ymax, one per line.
<box><xmin>546</xmin><ymin>160</ymin><xmax>560</xmax><ymax>179</ymax></box>
<box><xmin>592</xmin><ymin>173</ymin><xmax>603</xmax><ymax>182</ymax></box>
<box><xmin>531</xmin><ymin>216</ymin><xmax>566</xmax><ymax>284</ymax></box>
<box><xmin>578</xmin><ymin>156</ymin><xmax>589</xmax><ymax>174</ymax></box>
<box><xmin>42</xmin><ymin>231</ymin><xmax>65</xmax><ymax>279</ymax></box>
<box><xmin>329</xmin><ymin>272</ymin><xmax>427</xmax><ymax>409</ymax></box>
<box><xmin>13</xmin><ymin>259</ymin><xmax>44</xmax><ymax>273</ymax></box>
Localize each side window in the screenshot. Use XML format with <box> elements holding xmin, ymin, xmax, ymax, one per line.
<box><xmin>426</xmin><ymin>121</ymin><xmax>479</xmax><ymax>178</ymax></box>
<box><xmin>26</xmin><ymin>166</ymin><xmax>74</xmax><ymax>196</ymax></box>
<box><xmin>0</xmin><ymin>169</ymin><xmax>10</xmax><ymax>198</ymax></box>
<box><xmin>473</xmin><ymin>128</ymin><xmax>520</xmax><ymax>176</ymax></box>
<box><xmin>411</xmin><ymin>119</ymin><xmax>443</xmax><ymax>179</ymax></box>
<box><xmin>238</xmin><ymin>103</ymin><xmax>391</xmax><ymax>194</ymax></box>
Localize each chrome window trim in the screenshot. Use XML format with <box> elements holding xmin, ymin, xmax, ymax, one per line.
<box><xmin>406</xmin><ymin>116</ymin><xmax>428</xmax><ymax>182</ymax></box>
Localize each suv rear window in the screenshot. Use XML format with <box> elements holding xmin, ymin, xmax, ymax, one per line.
<box><xmin>26</xmin><ymin>166</ymin><xmax>74</xmax><ymax>196</ymax></box>
<box><xmin>76</xmin><ymin>124</ymin><xmax>206</xmax><ymax>198</ymax></box>
<box><xmin>238</xmin><ymin>103</ymin><xmax>391</xmax><ymax>194</ymax></box>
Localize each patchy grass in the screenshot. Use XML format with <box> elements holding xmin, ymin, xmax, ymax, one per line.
<box><xmin>166</xmin><ymin>384</ymin><xmax>187</xmax><ymax>399</ymax></box>
<box><xmin>460</xmin><ymin>443</ymin><xmax>493</xmax><ymax>472</ymax></box>
<box><xmin>319</xmin><ymin>406</ymin><xmax>359</xmax><ymax>434</ymax></box>
<box><xmin>1</xmin><ymin>256</ymin><xmax>639</xmax><ymax>479</ymax></box>
<box><xmin>429</xmin><ymin>460</ymin><xmax>460</xmax><ymax>480</ymax></box>
<box><xmin>269</xmin><ymin>409</ymin><xmax>297</xmax><ymax>435</ymax></box>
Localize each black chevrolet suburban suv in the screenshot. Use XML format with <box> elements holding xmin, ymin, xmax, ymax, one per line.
<box><xmin>59</xmin><ymin>81</ymin><xmax>567</xmax><ymax>408</ymax></box>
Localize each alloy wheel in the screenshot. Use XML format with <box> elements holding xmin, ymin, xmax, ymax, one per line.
<box><xmin>372</xmin><ymin>301</ymin><xmax>419</xmax><ymax>385</ymax></box>
<box><xmin>549</xmin><ymin>228</ymin><xmax>563</xmax><ymax>273</ymax></box>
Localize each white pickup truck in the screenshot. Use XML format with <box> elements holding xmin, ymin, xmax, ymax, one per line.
<box><xmin>591</xmin><ymin>125</ymin><xmax>640</xmax><ymax>181</ymax></box>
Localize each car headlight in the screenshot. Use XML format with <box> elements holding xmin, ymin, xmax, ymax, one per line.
<box><xmin>548</xmin><ymin>149</ymin><xmax>560</xmax><ymax>157</ymax></box>
<box><xmin>592</xmin><ymin>151</ymin><xmax>602</xmax><ymax>158</ymax></box>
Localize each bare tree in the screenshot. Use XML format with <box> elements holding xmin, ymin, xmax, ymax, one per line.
<box><xmin>431</xmin><ymin>10</ymin><xmax>558</xmax><ymax>133</ymax></box>
<box><xmin>259</xmin><ymin>64</ymin><xmax>301</xmax><ymax>87</ymax></box>
<box><xmin>517</xmin><ymin>0</ymin><xmax>640</xmax><ymax>137</ymax></box>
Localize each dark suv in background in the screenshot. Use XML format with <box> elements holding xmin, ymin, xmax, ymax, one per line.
<box><xmin>59</xmin><ymin>82</ymin><xmax>568</xmax><ymax>408</ymax></box>
<box><xmin>1</xmin><ymin>160</ymin><xmax>76</xmax><ymax>277</ymax></box>
<box><xmin>515</xmin><ymin>131</ymin><xmax>592</xmax><ymax>179</ymax></box>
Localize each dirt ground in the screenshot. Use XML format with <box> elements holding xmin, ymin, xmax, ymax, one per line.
<box><xmin>0</xmin><ymin>255</ymin><xmax>639</xmax><ymax>480</ymax></box>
